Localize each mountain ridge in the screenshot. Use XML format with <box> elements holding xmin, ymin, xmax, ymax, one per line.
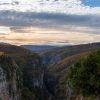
<box><xmin>0</xmin><ymin>42</ymin><xmax>100</xmax><ymax>100</ymax></box>
<box><xmin>21</xmin><ymin>45</ymin><xmax>59</xmax><ymax>52</ymax></box>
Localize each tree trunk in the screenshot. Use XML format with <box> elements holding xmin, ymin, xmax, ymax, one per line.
<box><xmin>81</xmin><ymin>96</ymin><xmax>83</xmax><ymax>100</ymax></box>
<box><xmin>96</xmin><ymin>96</ymin><xmax>100</xmax><ymax>100</ymax></box>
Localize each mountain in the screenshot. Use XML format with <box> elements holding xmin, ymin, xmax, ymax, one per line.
<box><xmin>41</xmin><ymin>42</ymin><xmax>100</xmax><ymax>65</ymax></box>
<box><xmin>41</xmin><ymin>42</ymin><xmax>100</xmax><ymax>100</ymax></box>
<box><xmin>0</xmin><ymin>42</ymin><xmax>100</xmax><ymax>100</ymax></box>
<box><xmin>0</xmin><ymin>44</ymin><xmax>47</xmax><ymax>100</ymax></box>
<box><xmin>21</xmin><ymin>45</ymin><xmax>59</xmax><ymax>52</ymax></box>
<box><xmin>0</xmin><ymin>43</ymin><xmax>32</xmax><ymax>56</ymax></box>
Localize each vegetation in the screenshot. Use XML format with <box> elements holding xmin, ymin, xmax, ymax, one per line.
<box><xmin>0</xmin><ymin>43</ymin><xmax>100</xmax><ymax>100</ymax></box>
<box><xmin>68</xmin><ymin>49</ymin><xmax>100</xmax><ymax>99</ymax></box>
<box><xmin>0</xmin><ymin>44</ymin><xmax>45</xmax><ymax>100</ymax></box>
<box><xmin>0</xmin><ymin>53</ymin><xmax>17</xmax><ymax>80</ymax></box>
<box><xmin>22</xmin><ymin>87</ymin><xmax>37</xmax><ymax>100</ymax></box>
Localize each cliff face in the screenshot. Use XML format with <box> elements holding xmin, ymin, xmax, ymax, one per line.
<box><xmin>0</xmin><ymin>67</ymin><xmax>8</xmax><ymax>100</ymax></box>
<box><xmin>0</xmin><ymin>53</ymin><xmax>21</xmax><ymax>100</ymax></box>
<box><xmin>0</xmin><ymin>44</ymin><xmax>47</xmax><ymax>100</ymax></box>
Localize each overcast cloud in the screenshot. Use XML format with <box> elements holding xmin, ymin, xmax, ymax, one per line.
<box><xmin>0</xmin><ymin>0</ymin><xmax>100</xmax><ymax>45</ymax></box>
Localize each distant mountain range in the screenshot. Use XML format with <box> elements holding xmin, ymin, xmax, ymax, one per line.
<box><xmin>21</xmin><ymin>45</ymin><xmax>60</xmax><ymax>52</ymax></box>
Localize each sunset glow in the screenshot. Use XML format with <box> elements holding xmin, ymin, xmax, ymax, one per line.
<box><xmin>0</xmin><ymin>0</ymin><xmax>100</xmax><ymax>45</ymax></box>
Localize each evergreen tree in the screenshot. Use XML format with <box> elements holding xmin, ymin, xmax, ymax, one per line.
<box><xmin>68</xmin><ymin>49</ymin><xmax>100</xmax><ymax>98</ymax></box>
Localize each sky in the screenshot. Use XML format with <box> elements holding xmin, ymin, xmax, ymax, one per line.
<box><xmin>0</xmin><ymin>0</ymin><xmax>100</xmax><ymax>45</ymax></box>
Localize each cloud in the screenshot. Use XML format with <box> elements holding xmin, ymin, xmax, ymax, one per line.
<box><xmin>0</xmin><ymin>0</ymin><xmax>100</xmax><ymax>33</ymax></box>
<box><xmin>0</xmin><ymin>0</ymin><xmax>100</xmax><ymax>45</ymax></box>
<box><xmin>0</xmin><ymin>0</ymin><xmax>100</xmax><ymax>14</ymax></box>
<box><xmin>0</xmin><ymin>31</ymin><xmax>100</xmax><ymax>45</ymax></box>
<box><xmin>0</xmin><ymin>10</ymin><xmax>100</xmax><ymax>34</ymax></box>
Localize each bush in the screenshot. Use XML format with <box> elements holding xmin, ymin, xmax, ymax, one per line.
<box><xmin>22</xmin><ymin>87</ymin><xmax>37</xmax><ymax>100</ymax></box>
<box><xmin>68</xmin><ymin>49</ymin><xmax>100</xmax><ymax>97</ymax></box>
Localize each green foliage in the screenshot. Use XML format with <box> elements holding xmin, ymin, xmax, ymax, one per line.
<box><xmin>0</xmin><ymin>45</ymin><xmax>45</xmax><ymax>100</ymax></box>
<box><xmin>22</xmin><ymin>87</ymin><xmax>37</xmax><ymax>100</ymax></box>
<box><xmin>0</xmin><ymin>53</ymin><xmax>22</xmax><ymax>97</ymax></box>
<box><xmin>0</xmin><ymin>51</ymin><xmax>44</xmax><ymax>100</ymax></box>
<box><xmin>0</xmin><ymin>54</ymin><xmax>17</xmax><ymax>80</ymax></box>
<box><xmin>68</xmin><ymin>49</ymin><xmax>100</xmax><ymax>97</ymax></box>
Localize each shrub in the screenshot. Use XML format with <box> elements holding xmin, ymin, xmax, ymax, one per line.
<box><xmin>68</xmin><ymin>49</ymin><xmax>100</xmax><ymax>98</ymax></box>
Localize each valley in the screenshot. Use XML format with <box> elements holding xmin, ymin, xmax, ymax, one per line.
<box><xmin>0</xmin><ymin>42</ymin><xmax>100</xmax><ymax>100</ymax></box>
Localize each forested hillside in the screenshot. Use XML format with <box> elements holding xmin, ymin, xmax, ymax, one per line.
<box><xmin>0</xmin><ymin>42</ymin><xmax>100</xmax><ymax>100</ymax></box>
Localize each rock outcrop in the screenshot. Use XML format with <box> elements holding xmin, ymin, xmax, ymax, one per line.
<box><xmin>0</xmin><ymin>53</ymin><xmax>21</xmax><ymax>100</ymax></box>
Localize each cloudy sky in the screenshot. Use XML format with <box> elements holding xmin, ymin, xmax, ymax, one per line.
<box><xmin>0</xmin><ymin>0</ymin><xmax>100</xmax><ymax>45</ymax></box>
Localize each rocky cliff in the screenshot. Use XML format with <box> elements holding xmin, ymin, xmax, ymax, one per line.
<box><xmin>0</xmin><ymin>44</ymin><xmax>47</xmax><ymax>100</ymax></box>
<box><xmin>0</xmin><ymin>52</ymin><xmax>21</xmax><ymax>100</ymax></box>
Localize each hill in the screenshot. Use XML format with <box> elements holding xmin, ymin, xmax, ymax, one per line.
<box><xmin>0</xmin><ymin>43</ymin><xmax>32</xmax><ymax>56</ymax></box>
<box><xmin>42</xmin><ymin>42</ymin><xmax>100</xmax><ymax>100</ymax></box>
<box><xmin>0</xmin><ymin>44</ymin><xmax>46</xmax><ymax>100</ymax></box>
<box><xmin>21</xmin><ymin>45</ymin><xmax>58</xmax><ymax>52</ymax></box>
<box><xmin>0</xmin><ymin>42</ymin><xmax>100</xmax><ymax>100</ymax></box>
<box><xmin>41</xmin><ymin>42</ymin><xmax>100</xmax><ymax>65</ymax></box>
